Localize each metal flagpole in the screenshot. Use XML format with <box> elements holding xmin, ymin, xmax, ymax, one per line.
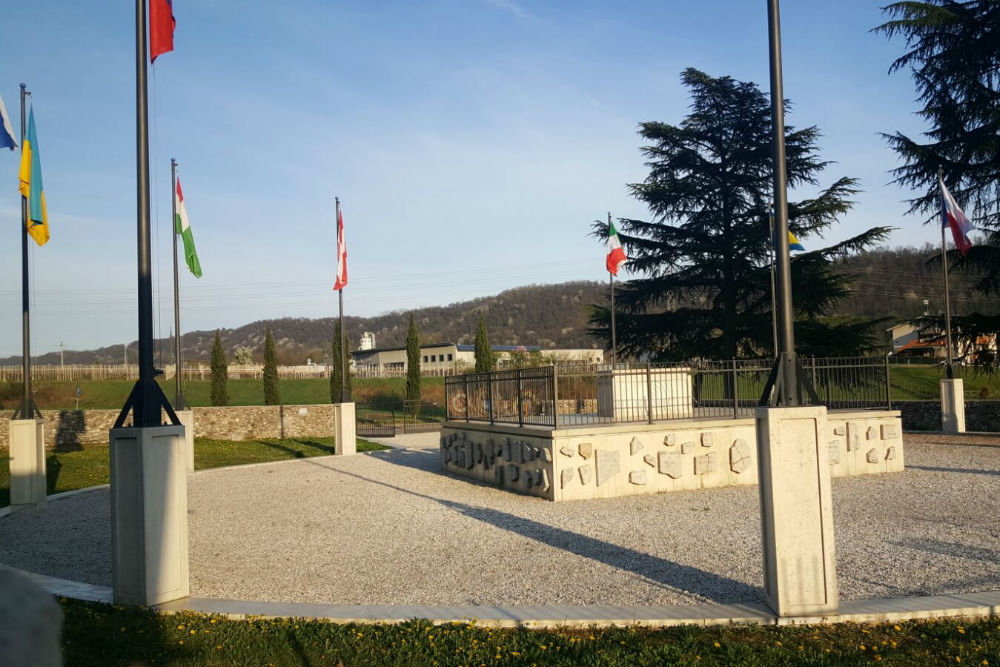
<box><xmin>171</xmin><ymin>158</ymin><xmax>185</xmax><ymax>408</ymax></box>
<box><xmin>769</xmin><ymin>210</ymin><xmax>779</xmax><ymax>357</ymax></box>
<box><xmin>336</xmin><ymin>197</ymin><xmax>349</xmax><ymax>403</ymax></box>
<box><xmin>114</xmin><ymin>0</ymin><xmax>178</xmax><ymax>428</ymax></box>
<box><xmin>939</xmin><ymin>169</ymin><xmax>955</xmax><ymax>378</ymax></box>
<box><xmin>17</xmin><ymin>83</ymin><xmax>37</xmax><ymax>419</ymax></box>
<box><xmin>608</xmin><ymin>212</ymin><xmax>617</xmax><ymax>368</ymax></box>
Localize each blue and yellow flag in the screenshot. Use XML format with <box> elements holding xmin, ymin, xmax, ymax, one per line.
<box><xmin>788</xmin><ymin>230</ymin><xmax>804</xmax><ymax>252</ymax></box>
<box><xmin>18</xmin><ymin>107</ymin><xmax>48</xmax><ymax>246</ymax></box>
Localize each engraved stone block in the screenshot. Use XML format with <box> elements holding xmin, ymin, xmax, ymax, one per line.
<box><xmin>846</xmin><ymin>422</ymin><xmax>862</xmax><ymax>451</ymax></box>
<box><xmin>866</xmin><ymin>448</ymin><xmax>879</xmax><ymax>464</ymax></box>
<box><xmin>832</xmin><ymin>425</ymin><xmax>846</xmax><ymax>436</ymax></box>
<box><xmin>578</xmin><ymin>442</ymin><xmax>594</xmax><ymax>459</ymax></box>
<box><xmin>475</xmin><ymin>441</ymin><xmax>483</xmax><ymax>464</ymax></box>
<box><xmin>542</xmin><ymin>447</ymin><xmax>553</xmax><ymax>462</ymax></box>
<box><xmin>881</xmin><ymin>423</ymin><xmax>900</xmax><ymax>440</ymax></box>
<box><xmin>643</xmin><ymin>454</ymin><xmax>656</xmax><ymax>467</ymax></box>
<box><xmin>540</xmin><ymin>469</ymin><xmax>550</xmax><ymax>492</ymax></box>
<box><xmin>694</xmin><ymin>452</ymin><xmax>717</xmax><ymax>475</ymax></box>
<box><xmin>828</xmin><ymin>442</ymin><xmax>841</xmax><ymax>465</ymax></box>
<box><xmin>658</xmin><ymin>451</ymin><xmax>683</xmax><ymax>479</ymax></box>
<box><xmin>729</xmin><ymin>439</ymin><xmax>752</xmax><ymax>474</ymax></box>
<box><xmin>867</xmin><ymin>426</ymin><xmax>879</xmax><ymax>440</ymax></box>
<box><xmin>524</xmin><ymin>472</ymin><xmax>533</xmax><ymax>488</ymax></box>
<box><xmin>701</xmin><ymin>432</ymin><xmax>713</xmax><ymax>447</ymax></box>
<box><xmin>464</xmin><ymin>445</ymin><xmax>474</xmax><ymax>469</ymax></box>
<box><xmin>495</xmin><ymin>466</ymin><xmax>505</xmax><ymax>484</ymax></box>
<box><xmin>559</xmin><ymin>446</ymin><xmax>575</xmax><ymax>458</ymax></box>
<box><xmin>507</xmin><ymin>464</ymin><xmax>520</xmax><ymax>481</ymax></box>
<box><xmin>885</xmin><ymin>445</ymin><xmax>897</xmax><ymax>461</ymax></box>
<box><xmin>595</xmin><ymin>450</ymin><xmax>620</xmax><ymax>486</ymax></box>
<box><xmin>578</xmin><ymin>465</ymin><xmax>592</xmax><ymax>485</ymax></box>
<box><xmin>680</xmin><ymin>441</ymin><xmax>695</xmax><ymax>454</ymax></box>
<box><xmin>560</xmin><ymin>468</ymin><xmax>574</xmax><ymax>489</ymax></box>
<box><xmin>663</xmin><ymin>434</ymin><xmax>676</xmax><ymax>446</ymax></box>
<box><xmin>630</xmin><ymin>437</ymin><xmax>644</xmax><ymax>455</ymax></box>
<box><xmin>503</xmin><ymin>439</ymin><xmax>511</xmax><ymax>461</ymax></box>
<box><xmin>629</xmin><ymin>470</ymin><xmax>647</xmax><ymax>485</ymax></box>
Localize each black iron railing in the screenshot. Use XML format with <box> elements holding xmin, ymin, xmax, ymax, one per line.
<box><xmin>444</xmin><ymin>356</ymin><xmax>893</xmax><ymax>428</ymax></box>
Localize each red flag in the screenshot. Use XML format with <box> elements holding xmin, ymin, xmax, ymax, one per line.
<box><xmin>334</xmin><ymin>206</ymin><xmax>348</xmax><ymax>290</ymax></box>
<box><xmin>149</xmin><ymin>0</ymin><xmax>176</xmax><ymax>63</ymax></box>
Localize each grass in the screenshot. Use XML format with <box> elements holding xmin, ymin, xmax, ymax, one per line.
<box><xmin>59</xmin><ymin>598</ymin><xmax>1000</xmax><ymax>666</ymax></box>
<box><xmin>0</xmin><ymin>437</ymin><xmax>390</xmax><ymax>508</ymax></box>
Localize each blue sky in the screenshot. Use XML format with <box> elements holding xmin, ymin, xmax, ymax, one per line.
<box><xmin>0</xmin><ymin>1</ymin><xmax>942</xmax><ymax>356</ymax></box>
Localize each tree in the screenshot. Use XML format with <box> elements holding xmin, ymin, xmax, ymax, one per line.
<box><xmin>210</xmin><ymin>331</ymin><xmax>229</xmax><ymax>406</ymax></box>
<box><xmin>233</xmin><ymin>345</ymin><xmax>254</xmax><ymax>366</ymax></box>
<box><xmin>876</xmin><ymin>1</ymin><xmax>1000</xmax><ymax>293</ymax></box>
<box><xmin>474</xmin><ymin>315</ymin><xmax>493</xmax><ymax>372</ymax></box>
<box><xmin>329</xmin><ymin>319</ymin><xmax>352</xmax><ymax>403</ymax></box>
<box><xmin>591</xmin><ymin>68</ymin><xmax>891</xmax><ymax>360</ymax></box>
<box><xmin>405</xmin><ymin>313</ymin><xmax>421</xmax><ymax>416</ymax></box>
<box><xmin>263</xmin><ymin>328</ymin><xmax>280</xmax><ymax>405</ymax></box>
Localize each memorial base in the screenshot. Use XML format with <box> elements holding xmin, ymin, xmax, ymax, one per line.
<box><xmin>176</xmin><ymin>410</ymin><xmax>195</xmax><ymax>472</ymax></box>
<box><xmin>110</xmin><ymin>424</ymin><xmax>189</xmax><ymax>606</ymax></box>
<box><xmin>334</xmin><ymin>402</ymin><xmax>356</xmax><ymax>455</ymax></box>
<box><xmin>9</xmin><ymin>419</ymin><xmax>46</xmax><ymax>506</ymax></box>
<box><xmin>940</xmin><ymin>379</ymin><xmax>966</xmax><ymax>433</ymax></box>
<box><xmin>755</xmin><ymin>405</ymin><xmax>838</xmax><ymax>617</ymax></box>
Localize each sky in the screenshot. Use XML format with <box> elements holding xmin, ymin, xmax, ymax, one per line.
<box><xmin>0</xmin><ymin>0</ymin><xmax>946</xmax><ymax>357</ymax></box>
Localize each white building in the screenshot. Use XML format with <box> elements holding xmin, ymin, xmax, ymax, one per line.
<box><xmin>352</xmin><ymin>342</ymin><xmax>604</xmax><ymax>377</ymax></box>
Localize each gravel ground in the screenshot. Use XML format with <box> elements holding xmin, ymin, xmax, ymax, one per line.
<box><xmin>0</xmin><ymin>432</ymin><xmax>997</xmax><ymax>607</ymax></box>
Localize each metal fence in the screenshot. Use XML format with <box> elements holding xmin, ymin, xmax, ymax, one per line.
<box><xmin>444</xmin><ymin>357</ymin><xmax>893</xmax><ymax>428</ymax></box>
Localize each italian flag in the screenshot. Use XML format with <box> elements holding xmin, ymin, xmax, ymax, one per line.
<box><xmin>175</xmin><ymin>178</ymin><xmax>202</xmax><ymax>278</ymax></box>
<box><xmin>606</xmin><ymin>220</ymin><xmax>626</xmax><ymax>275</ymax></box>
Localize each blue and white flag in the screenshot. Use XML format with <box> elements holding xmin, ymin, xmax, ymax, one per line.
<box><xmin>0</xmin><ymin>94</ymin><xmax>16</xmax><ymax>151</ymax></box>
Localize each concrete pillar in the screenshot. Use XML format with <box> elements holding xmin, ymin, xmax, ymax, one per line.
<box><xmin>0</xmin><ymin>568</ymin><xmax>63</xmax><ymax>667</ymax></box>
<box><xmin>176</xmin><ymin>410</ymin><xmax>195</xmax><ymax>472</ymax></box>
<box><xmin>940</xmin><ymin>378</ymin><xmax>966</xmax><ymax>433</ymax></box>
<box><xmin>755</xmin><ymin>405</ymin><xmax>838</xmax><ymax>617</ymax></box>
<box><xmin>334</xmin><ymin>402</ymin><xmax>356</xmax><ymax>455</ymax></box>
<box><xmin>8</xmin><ymin>419</ymin><xmax>46</xmax><ymax>506</ymax></box>
<box><xmin>110</xmin><ymin>424</ymin><xmax>189</xmax><ymax>606</ymax></box>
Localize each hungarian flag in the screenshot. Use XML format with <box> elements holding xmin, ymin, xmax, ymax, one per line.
<box><xmin>149</xmin><ymin>0</ymin><xmax>175</xmax><ymax>63</ymax></box>
<box><xmin>334</xmin><ymin>205</ymin><xmax>347</xmax><ymax>290</ymax></box>
<box><xmin>175</xmin><ymin>178</ymin><xmax>202</xmax><ymax>277</ymax></box>
<box><xmin>606</xmin><ymin>219</ymin><xmax>626</xmax><ymax>275</ymax></box>
<box><xmin>939</xmin><ymin>174</ymin><xmax>974</xmax><ymax>255</ymax></box>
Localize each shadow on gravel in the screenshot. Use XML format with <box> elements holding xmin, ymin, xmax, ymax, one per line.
<box><xmin>892</xmin><ymin>536</ymin><xmax>1000</xmax><ymax>564</ymax></box>
<box><xmin>319</xmin><ymin>451</ymin><xmax>763</xmax><ymax>605</ymax></box>
<box><xmin>908</xmin><ymin>464</ymin><xmax>1000</xmax><ymax>477</ymax></box>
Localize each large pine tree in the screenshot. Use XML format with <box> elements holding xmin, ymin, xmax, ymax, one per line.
<box><xmin>263</xmin><ymin>328</ymin><xmax>280</xmax><ymax>405</ymax></box>
<box><xmin>592</xmin><ymin>68</ymin><xmax>891</xmax><ymax>360</ymax></box>
<box><xmin>210</xmin><ymin>331</ymin><xmax>229</xmax><ymax>406</ymax></box>
<box><xmin>474</xmin><ymin>315</ymin><xmax>493</xmax><ymax>373</ymax></box>
<box><xmin>405</xmin><ymin>313</ymin><xmax>421</xmax><ymax>416</ymax></box>
<box><xmin>876</xmin><ymin>1</ymin><xmax>1000</xmax><ymax>293</ymax></box>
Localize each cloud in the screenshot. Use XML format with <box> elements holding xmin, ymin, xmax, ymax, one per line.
<box><xmin>484</xmin><ymin>0</ymin><xmax>530</xmax><ymax>19</ymax></box>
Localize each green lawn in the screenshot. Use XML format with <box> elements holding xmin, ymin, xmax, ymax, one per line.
<box><xmin>0</xmin><ymin>437</ymin><xmax>390</xmax><ymax>508</ymax></box>
<box><xmin>59</xmin><ymin>598</ymin><xmax>1000</xmax><ymax>667</ymax></box>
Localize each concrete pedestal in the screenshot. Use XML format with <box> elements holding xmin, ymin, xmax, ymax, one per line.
<box><xmin>9</xmin><ymin>419</ymin><xmax>46</xmax><ymax>506</ymax></box>
<box><xmin>940</xmin><ymin>379</ymin><xmax>966</xmax><ymax>433</ymax></box>
<box><xmin>176</xmin><ymin>410</ymin><xmax>195</xmax><ymax>472</ymax></box>
<box><xmin>755</xmin><ymin>405</ymin><xmax>838</xmax><ymax>617</ymax></box>
<box><xmin>334</xmin><ymin>402</ymin><xmax>356</xmax><ymax>455</ymax></box>
<box><xmin>110</xmin><ymin>424</ymin><xmax>190</xmax><ymax>606</ymax></box>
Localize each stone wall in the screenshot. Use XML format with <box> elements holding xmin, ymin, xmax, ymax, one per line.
<box><xmin>0</xmin><ymin>404</ymin><xmax>343</xmax><ymax>449</ymax></box>
<box><xmin>441</xmin><ymin>409</ymin><xmax>904</xmax><ymax>502</ymax></box>
<box><xmin>897</xmin><ymin>400</ymin><xmax>1000</xmax><ymax>432</ymax></box>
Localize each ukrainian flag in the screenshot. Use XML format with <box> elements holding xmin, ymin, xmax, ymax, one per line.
<box><xmin>18</xmin><ymin>107</ymin><xmax>48</xmax><ymax>246</ymax></box>
<box><xmin>788</xmin><ymin>230</ymin><xmax>804</xmax><ymax>252</ymax></box>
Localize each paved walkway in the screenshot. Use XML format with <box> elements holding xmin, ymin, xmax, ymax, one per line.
<box><xmin>1</xmin><ymin>432</ymin><xmax>998</xmax><ymax>617</ymax></box>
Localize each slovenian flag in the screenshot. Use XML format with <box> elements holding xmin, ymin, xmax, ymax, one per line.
<box><xmin>175</xmin><ymin>178</ymin><xmax>202</xmax><ymax>277</ymax></box>
<box><xmin>334</xmin><ymin>205</ymin><xmax>347</xmax><ymax>290</ymax></box>
<box><xmin>149</xmin><ymin>0</ymin><xmax>176</xmax><ymax>63</ymax></box>
<box><xmin>940</xmin><ymin>174</ymin><xmax>974</xmax><ymax>256</ymax></box>
<box><xmin>606</xmin><ymin>219</ymin><xmax>627</xmax><ymax>275</ymax></box>
<box><xmin>0</xmin><ymin>94</ymin><xmax>16</xmax><ymax>151</ymax></box>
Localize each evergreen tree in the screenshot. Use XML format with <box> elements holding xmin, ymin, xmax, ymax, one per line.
<box><xmin>263</xmin><ymin>328</ymin><xmax>280</xmax><ymax>405</ymax></box>
<box><xmin>591</xmin><ymin>68</ymin><xmax>891</xmax><ymax>360</ymax></box>
<box><xmin>474</xmin><ymin>315</ymin><xmax>493</xmax><ymax>373</ymax></box>
<box><xmin>210</xmin><ymin>331</ymin><xmax>229</xmax><ymax>406</ymax></box>
<box><xmin>876</xmin><ymin>1</ymin><xmax>1000</xmax><ymax>293</ymax></box>
<box><xmin>405</xmin><ymin>313</ymin><xmax>421</xmax><ymax>416</ymax></box>
<box><xmin>329</xmin><ymin>320</ymin><xmax>352</xmax><ymax>402</ymax></box>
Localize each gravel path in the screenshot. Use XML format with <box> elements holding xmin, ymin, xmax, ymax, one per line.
<box><xmin>0</xmin><ymin>432</ymin><xmax>997</xmax><ymax>607</ymax></box>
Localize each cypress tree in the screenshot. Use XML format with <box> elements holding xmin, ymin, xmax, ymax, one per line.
<box><xmin>474</xmin><ymin>315</ymin><xmax>493</xmax><ymax>373</ymax></box>
<box><xmin>329</xmin><ymin>319</ymin><xmax>352</xmax><ymax>402</ymax></box>
<box><xmin>263</xmin><ymin>328</ymin><xmax>280</xmax><ymax>405</ymax></box>
<box><xmin>210</xmin><ymin>331</ymin><xmax>229</xmax><ymax>406</ymax></box>
<box><xmin>405</xmin><ymin>313</ymin><xmax>421</xmax><ymax>417</ymax></box>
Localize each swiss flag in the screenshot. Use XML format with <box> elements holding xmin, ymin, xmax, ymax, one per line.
<box><xmin>150</xmin><ymin>0</ymin><xmax>175</xmax><ymax>63</ymax></box>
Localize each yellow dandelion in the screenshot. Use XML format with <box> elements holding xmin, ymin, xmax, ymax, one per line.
<box><xmin>713</xmin><ymin>642</ymin><xmax>721</xmax><ymax>648</ymax></box>
<box><xmin>894</xmin><ymin>625</ymin><xmax>902</xmax><ymax>631</ymax></box>
<box><xmin>189</xmin><ymin>630</ymin><xmax>196</xmax><ymax>635</ymax></box>
<box><xmin>178</xmin><ymin>640</ymin><xmax>184</xmax><ymax>645</ymax></box>
<box><xmin>860</xmin><ymin>644</ymin><xmax>867</xmax><ymax>650</ymax></box>
<box><xmin>959</xmin><ymin>627</ymin><xmax>966</xmax><ymax>634</ymax></box>
<box><xmin>177</xmin><ymin>624</ymin><xmax>185</xmax><ymax>630</ymax></box>
<box><xmin>210</xmin><ymin>619</ymin><xmax>217</xmax><ymax>624</ymax></box>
